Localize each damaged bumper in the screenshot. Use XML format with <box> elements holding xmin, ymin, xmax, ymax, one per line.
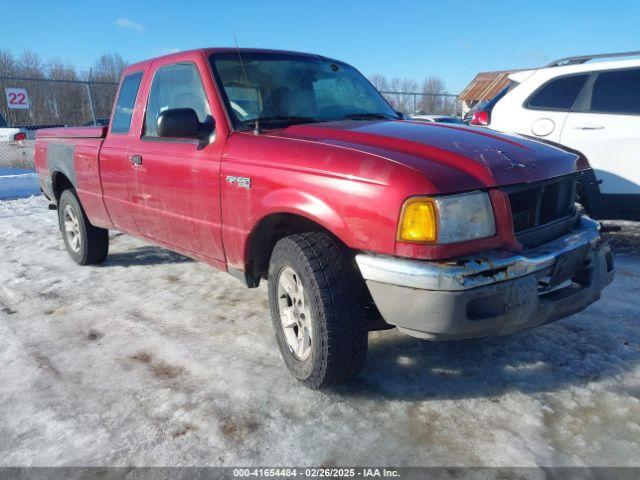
<box><xmin>356</xmin><ymin>217</ymin><xmax>614</xmax><ymax>340</ymax></box>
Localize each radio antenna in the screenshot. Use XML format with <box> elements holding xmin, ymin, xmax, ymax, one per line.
<box><xmin>232</xmin><ymin>31</ymin><xmax>260</xmax><ymax>134</ymax></box>
<box><xmin>233</xmin><ymin>31</ymin><xmax>250</xmax><ymax>84</ymax></box>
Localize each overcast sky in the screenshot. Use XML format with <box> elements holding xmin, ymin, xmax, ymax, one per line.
<box><xmin>4</xmin><ymin>0</ymin><xmax>640</xmax><ymax>93</ymax></box>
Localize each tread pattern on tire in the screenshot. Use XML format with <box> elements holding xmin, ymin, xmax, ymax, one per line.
<box><xmin>270</xmin><ymin>232</ymin><xmax>368</xmax><ymax>388</ymax></box>
<box><xmin>58</xmin><ymin>189</ymin><xmax>109</xmax><ymax>265</ymax></box>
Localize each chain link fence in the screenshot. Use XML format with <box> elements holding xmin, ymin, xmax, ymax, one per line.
<box><xmin>0</xmin><ymin>141</ymin><xmax>34</xmax><ymax>169</ymax></box>
<box><xmin>379</xmin><ymin>91</ymin><xmax>461</xmax><ymax>116</ymax></box>
<box><xmin>0</xmin><ymin>76</ymin><xmax>118</xmax><ymax>127</ymax></box>
<box><xmin>1</xmin><ymin>76</ymin><xmax>461</xmax><ymax>171</ymax></box>
<box><xmin>0</xmin><ymin>76</ymin><xmax>118</xmax><ymax>170</ymax></box>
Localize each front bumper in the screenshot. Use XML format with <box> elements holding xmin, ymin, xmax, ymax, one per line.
<box><xmin>356</xmin><ymin>217</ymin><xmax>614</xmax><ymax>340</ymax></box>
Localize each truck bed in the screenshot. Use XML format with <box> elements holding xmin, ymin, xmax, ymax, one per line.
<box><xmin>34</xmin><ymin>126</ymin><xmax>111</xmax><ymax>229</ymax></box>
<box><xmin>36</xmin><ymin>126</ymin><xmax>107</xmax><ymax>139</ymax></box>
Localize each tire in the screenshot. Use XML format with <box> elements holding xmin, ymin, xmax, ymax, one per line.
<box><xmin>58</xmin><ymin>189</ymin><xmax>109</xmax><ymax>265</ymax></box>
<box><xmin>268</xmin><ymin>232</ymin><xmax>368</xmax><ymax>389</ymax></box>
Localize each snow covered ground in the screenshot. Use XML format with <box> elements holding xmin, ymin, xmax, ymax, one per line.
<box><xmin>1</xmin><ymin>194</ymin><xmax>639</xmax><ymax>467</ymax></box>
<box><xmin>0</xmin><ymin>168</ymin><xmax>40</xmax><ymax>200</ymax></box>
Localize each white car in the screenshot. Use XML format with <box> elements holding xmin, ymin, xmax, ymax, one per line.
<box><xmin>0</xmin><ymin>113</ymin><xmax>36</xmax><ymax>170</ymax></box>
<box><xmin>0</xmin><ymin>112</ymin><xmax>24</xmax><ymax>141</ymax></box>
<box><xmin>471</xmin><ymin>51</ymin><xmax>640</xmax><ymax>220</ymax></box>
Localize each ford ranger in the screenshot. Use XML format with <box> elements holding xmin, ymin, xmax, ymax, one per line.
<box><xmin>34</xmin><ymin>48</ymin><xmax>614</xmax><ymax>389</ymax></box>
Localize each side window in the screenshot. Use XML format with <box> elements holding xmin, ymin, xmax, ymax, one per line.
<box><xmin>111</xmin><ymin>72</ymin><xmax>143</xmax><ymax>134</ymax></box>
<box><xmin>527</xmin><ymin>74</ymin><xmax>588</xmax><ymax>110</ymax></box>
<box><xmin>590</xmin><ymin>69</ymin><xmax>640</xmax><ymax>114</ymax></box>
<box><xmin>144</xmin><ymin>63</ymin><xmax>211</xmax><ymax>137</ymax></box>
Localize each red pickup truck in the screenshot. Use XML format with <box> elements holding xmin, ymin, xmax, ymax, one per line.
<box><xmin>35</xmin><ymin>48</ymin><xmax>614</xmax><ymax>388</ymax></box>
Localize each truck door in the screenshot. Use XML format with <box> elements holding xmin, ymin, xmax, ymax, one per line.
<box><xmin>100</xmin><ymin>70</ymin><xmax>145</xmax><ymax>234</ymax></box>
<box><xmin>561</xmin><ymin>68</ymin><xmax>640</xmax><ymax>215</ymax></box>
<box><xmin>126</xmin><ymin>56</ymin><xmax>226</xmax><ymax>264</ymax></box>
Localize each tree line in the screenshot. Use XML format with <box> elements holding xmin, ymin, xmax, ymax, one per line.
<box><xmin>0</xmin><ymin>49</ymin><xmax>458</xmax><ymax>126</ymax></box>
<box><xmin>369</xmin><ymin>73</ymin><xmax>458</xmax><ymax>115</ymax></box>
<box><xmin>0</xmin><ymin>50</ymin><xmax>127</xmax><ymax>126</ymax></box>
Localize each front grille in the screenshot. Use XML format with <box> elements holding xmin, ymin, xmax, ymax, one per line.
<box><xmin>506</xmin><ymin>174</ymin><xmax>578</xmax><ymax>248</ymax></box>
<box><xmin>512</xmin><ymin>210</ymin><xmax>532</xmax><ymax>232</ymax></box>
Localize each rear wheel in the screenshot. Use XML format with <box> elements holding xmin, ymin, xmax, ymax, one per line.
<box><xmin>268</xmin><ymin>232</ymin><xmax>368</xmax><ymax>389</ymax></box>
<box><xmin>58</xmin><ymin>189</ymin><xmax>109</xmax><ymax>265</ymax></box>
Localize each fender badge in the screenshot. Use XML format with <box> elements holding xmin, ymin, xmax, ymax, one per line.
<box><xmin>226</xmin><ymin>175</ymin><xmax>251</xmax><ymax>189</ymax></box>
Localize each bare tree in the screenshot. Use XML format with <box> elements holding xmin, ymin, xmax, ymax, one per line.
<box><xmin>0</xmin><ymin>50</ymin><xmax>18</xmax><ymax>124</ymax></box>
<box><xmin>48</xmin><ymin>59</ymin><xmax>76</xmax><ymax>80</ymax></box>
<box><xmin>0</xmin><ymin>49</ymin><xmax>17</xmax><ymax>76</ymax></box>
<box><xmin>389</xmin><ymin>78</ymin><xmax>418</xmax><ymax>113</ymax></box>
<box><xmin>2</xmin><ymin>49</ymin><xmax>458</xmax><ymax>125</ymax></box>
<box><xmin>418</xmin><ymin>76</ymin><xmax>452</xmax><ymax>114</ymax></box>
<box><xmin>370</xmin><ymin>73</ymin><xmax>457</xmax><ymax>116</ymax></box>
<box><xmin>368</xmin><ymin>73</ymin><xmax>389</xmax><ymax>92</ymax></box>
<box><xmin>421</xmin><ymin>76</ymin><xmax>446</xmax><ymax>95</ymax></box>
<box><xmin>90</xmin><ymin>54</ymin><xmax>127</xmax><ymax>119</ymax></box>
<box><xmin>91</xmin><ymin>53</ymin><xmax>128</xmax><ymax>82</ymax></box>
<box><xmin>17</xmin><ymin>51</ymin><xmax>45</xmax><ymax>78</ymax></box>
<box><xmin>0</xmin><ymin>50</ymin><xmax>126</xmax><ymax>126</ymax></box>
<box><xmin>48</xmin><ymin>59</ymin><xmax>88</xmax><ymax>125</ymax></box>
<box><xmin>370</xmin><ymin>74</ymin><xmax>424</xmax><ymax>113</ymax></box>
<box><xmin>8</xmin><ymin>51</ymin><xmax>48</xmax><ymax>124</ymax></box>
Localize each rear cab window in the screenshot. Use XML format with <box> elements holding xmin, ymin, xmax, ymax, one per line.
<box><xmin>589</xmin><ymin>68</ymin><xmax>640</xmax><ymax>114</ymax></box>
<box><xmin>526</xmin><ymin>74</ymin><xmax>589</xmax><ymax>110</ymax></box>
<box><xmin>111</xmin><ymin>72</ymin><xmax>143</xmax><ymax>134</ymax></box>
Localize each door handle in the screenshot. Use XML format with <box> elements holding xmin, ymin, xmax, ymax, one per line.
<box><xmin>572</xmin><ymin>124</ymin><xmax>604</xmax><ymax>130</ymax></box>
<box><xmin>130</xmin><ymin>154</ymin><xmax>143</xmax><ymax>165</ymax></box>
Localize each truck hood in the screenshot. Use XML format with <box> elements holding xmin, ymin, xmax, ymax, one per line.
<box><xmin>271</xmin><ymin>120</ymin><xmax>585</xmax><ymax>193</ymax></box>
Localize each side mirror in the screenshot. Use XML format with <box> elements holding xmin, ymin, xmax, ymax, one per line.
<box><xmin>157</xmin><ymin>108</ymin><xmax>201</xmax><ymax>139</ymax></box>
<box><xmin>395</xmin><ymin>110</ymin><xmax>407</xmax><ymax>120</ymax></box>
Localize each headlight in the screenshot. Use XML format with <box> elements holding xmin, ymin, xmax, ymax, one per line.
<box><xmin>398</xmin><ymin>191</ymin><xmax>495</xmax><ymax>244</ymax></box>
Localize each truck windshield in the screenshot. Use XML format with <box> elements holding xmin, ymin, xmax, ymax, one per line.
<box><xmin>209</xmin><ymin>52</ymin><xmax>399</xmax><ymax>130</ymax></box>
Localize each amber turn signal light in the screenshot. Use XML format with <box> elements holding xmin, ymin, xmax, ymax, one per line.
<box><xmin>398</xmin><ymin>197</ymin><xmax>437</xmax><ymax>242</ymax></box>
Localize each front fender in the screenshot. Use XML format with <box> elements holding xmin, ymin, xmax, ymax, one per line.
<box><xmin>221</xmin><ymin>186</ymin><xmax>351</xmax><ymax>272</ymax></box>
<box><xmin>260</xmin><ymin>188</ymin><xmax>347</xmax><ymax>239</ymax></box>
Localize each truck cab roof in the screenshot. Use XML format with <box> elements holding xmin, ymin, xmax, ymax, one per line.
<box><xmin>125</xmin><ymin>47</ymin><xmax>336</xmax><ymax>73</ymax></box>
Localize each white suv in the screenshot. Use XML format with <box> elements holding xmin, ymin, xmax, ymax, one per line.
<box><xmin>471</xmin><ymin>52</ymin><xmax>640</xmax><ymax>220</ymax></box>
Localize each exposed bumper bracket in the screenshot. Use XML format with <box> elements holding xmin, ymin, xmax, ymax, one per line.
<box><xmin>356</xmin><ymin>217</ymin><xmax>602</xmax><ymax>292</ymax></box>
<box><xmin>356</xmin><ymin>217</ymin><xmax>614</xmax><ymax>340</ymax></box>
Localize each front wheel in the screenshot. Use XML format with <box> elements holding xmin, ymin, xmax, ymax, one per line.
<box><xmin>58</xmin><ymin>189</ymin><xmax>109</xmax><ymax>265</ymax></box>
<box><xmin>268</xmin><ymin>233</ymin><xmax>368</xmax><ymax>389</ymax></box>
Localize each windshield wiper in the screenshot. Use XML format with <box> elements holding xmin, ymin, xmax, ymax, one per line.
<box><xmin>240</xmin><ymin>115</ymin><xmax>322</xmax><ymax>131</ymax></box>
<box><xmin>341</xmin><ymin>112</ymin><xmax>398</xmax><ymax>120</ymax></box>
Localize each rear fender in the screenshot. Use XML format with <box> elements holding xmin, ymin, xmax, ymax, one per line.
<box><xmin>47</xmin><ymin>143</ymin><xmax>78</xmax><ymax>193</ymax></box>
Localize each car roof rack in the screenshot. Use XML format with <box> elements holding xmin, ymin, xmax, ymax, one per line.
<box><xmin>545</xmin><ymin>51</ymin><xmax>640</xmax><ymax>68</ymax></box>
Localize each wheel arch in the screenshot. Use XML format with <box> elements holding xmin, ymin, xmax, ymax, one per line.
<box><xmin>241</xmin><ymin>210</ymin><xmax>349</xmax><ymax>288</ymax></box>
<box><xmin>51</xmin><ymin>170</ymin><xmax>76</xmax><ymax>202</ymax></box>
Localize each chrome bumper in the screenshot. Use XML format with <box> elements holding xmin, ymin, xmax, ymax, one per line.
<box><xmin>356</xmin><ymin>217</ymin><xmax>614</xmax><ymax>340</ymax></box>
<box><xmin>357</xmin><ymin>217</ymin><xmax>602</xmax><ymax>291</ymax></box>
